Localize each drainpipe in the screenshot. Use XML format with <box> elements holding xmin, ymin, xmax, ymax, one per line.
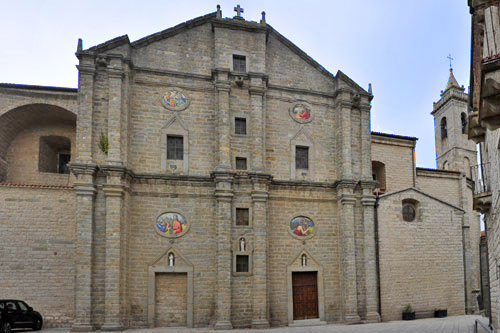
<box><xmin>374</xmin><ymin>193</ymin><xmax>381</xmax><ymax>316</ymax></box>
<box><xmin>485</xmin><ymin>218</ymin><xmax>493</xmax><ymax>330</ymax></box>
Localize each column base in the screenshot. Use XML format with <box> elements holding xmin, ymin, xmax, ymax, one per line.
<box><xmin>344</xmin><ymin>313</ymin><xmax>361</xmax><ymax>324</ymax></box>
<box><xmin>364</xmin><ymin>311</ymin><xmax>381</xmax><ymax>323</ymax></box>
<box><xmin>251</xmin><ymin>319</ymin><xmax>270</xmax><ymax>328</ymax></box>
<box><xmin>71</xmin><ymin>324</ymin><xmax>93</xmax><ymax>332</ymax></box>
<box><xmin>100</xmin><ymin>324</ymin><xmax>123</xmax><ymax>331</ymax></box>
<box><xmin>214</xmin><ymin>321</ymin><xmax>233</xmax><ymax>330</ymax></box>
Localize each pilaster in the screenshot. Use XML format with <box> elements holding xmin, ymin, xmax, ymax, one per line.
<box><xmin>106</xmin><ymin>55</ymin><xmax>124</xmax><ymax>166</ymax></box>
<box><xmin>339</xmin><ymin>98</ymin><xmax>353</xmax><ymax>179</ymax></box>
<box><xmin>214</xmin><ymin>172</ymin><xmax>233</xmax><ymax>330</ymax></box>
<box><xmin>338</xmin><ymin>182</ymin><xmax>361</xmax><ymax>323</ymax></box>
<box><xmin>250</xmin><ymin>173</ymin><xmax>271</xmax><ymax>328</ymax></box>
<box><xmin>249</xmin><ymin>73</ymin><xmax>267</xmax><ymax>172</ymax></box>
<box><xmin>76</xmin><ymin>53</ymin><xmax>96</xmax><ymax>163</ymax></box>
<box><xmin>215</xmin><ymin>69</ymin><xmax>232</xmax><ymax>171</ymax></box>
<box><xmin>101</xmin><ymin>165</ymin><xmax>129</xmax><ymax>331</ymax></box>
<box><xmin>360</xmin><ymin>105</ymin><xmax>372</xmax><ymax>181</ymax></box>
<box><xmin>361</xmin><ymin>185</ymin><xmax>381</xmax><ymax>323</ymax></box>
<box><xmin>70</xmin><ymin>163</ymin><xmax>98</xmax><ymax>332</ymax></box>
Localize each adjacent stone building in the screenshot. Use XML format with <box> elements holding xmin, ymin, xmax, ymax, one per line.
<box><xmin>468</xmin><ymin>0</ymin><xmax>500</xmax><ymax>329</ymax></box>
<box><xmin>0</xmin><ymin>6</ymin><xmax>481</xmax><ymax>329</ymax></box>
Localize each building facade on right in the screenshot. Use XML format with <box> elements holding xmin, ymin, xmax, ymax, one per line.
<box><xmin>468</xmin><ymin>0</ymin><xmax>500</xmax><ymax>329</ymax></box>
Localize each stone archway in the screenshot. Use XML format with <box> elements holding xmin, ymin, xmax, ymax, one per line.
<box><xmin>0</xmin><ymin>103</ymin><xmax>76</xmax><ymax>183</ymax></box>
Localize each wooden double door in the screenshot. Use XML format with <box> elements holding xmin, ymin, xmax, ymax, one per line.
<box><xmin>292</xmin><ymin>271</ymin><xmax>319</xmax><ymax>320</ymax></box>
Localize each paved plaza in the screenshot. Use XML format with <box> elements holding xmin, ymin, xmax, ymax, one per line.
<box><xmin>39</xmin><ymin>315</ymin><xmax>491</xmax><ymax>333</ymax></box>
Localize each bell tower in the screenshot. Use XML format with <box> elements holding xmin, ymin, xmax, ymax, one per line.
<box><xmin>432</xmin><ymin>68</ymin><xmax>477</xmax><ymax>177</ymax></box>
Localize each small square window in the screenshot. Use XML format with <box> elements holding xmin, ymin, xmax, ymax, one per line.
<box><xmin>236</xmin><ymin>208</ymin><xmax>249</xmax><ymax>226</ymax></box>
<box><xmin>236</xmin><ymin>255</ymin><xmax>249</xmax><ymax>272</ymax></box>
<box><xmin>167</xmin><ymin>135</ymin><xmax>183</xmax><ymax>160</ymax></box>
<box><xmin>233</xmin><ymin>55</ymin><xmax>246</xmax><ymax>72</ymax></box>
<box><xmin>235</xmin><ymin>117</ymin><xmax>247</xmax><ymax>135</ymax></box>
<box><xmin>296</xmin><ymin>146</ymin><xmax>309</xmax><ymax>170</ymax></box>
<box><xmin>236</xmin><ymin>157</ymin><xmax>247</xmax><ymax>170</ymax></box>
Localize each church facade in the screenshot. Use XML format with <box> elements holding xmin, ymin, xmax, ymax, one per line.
<box><xmin>0</xmin><ymin>6</ymin><xmax>481</xmax><ymax>330</ymax></box>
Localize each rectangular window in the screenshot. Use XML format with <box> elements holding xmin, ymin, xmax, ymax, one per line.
<box><xmin>167</xmin><ymin>135</ymin><xmax>184</xmax><ymax>160</ymax></box>
<box><xmin>235</xmin><ymin>117</ymin><xmax>247</xmax><ymax>135</ymax></box>
<box><xmin>236</xmin><ymin>255</ymin><xmax>249</xmax><ymax>272</ymax></box>
<box><xmin>236</xmin><ymin>208</ymin><xmax>249</xmax><ymax>226</ymax></box>
<box><xmin>233</xmin><ymin>55</ymin><xmax>246</xmax><ymax>72</ymax></box>
<box><xmin>236</xmin><ymin>157</ymin><xmax>247</xmax><ymax>170</ymax></box>
<box><xmin>296</xmin><ymin>146</ymin><xmax>309</xmax><ymax>169</ymax></box>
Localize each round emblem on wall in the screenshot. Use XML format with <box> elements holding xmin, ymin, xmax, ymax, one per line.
<box><xmin>161</xmin><ymin>88</ymin><xmax>190</xmax><ymax>111</ymax></box>
<box><xmin>289</xmin><ymin>102</ymin><xmax>313</xmax><ymax>123</ymax></box>
<box><xmin>288</xmin><ymin>216</ymin><xmax>316</xmax><ymax>240</ymax></box>
<box><xmin>155</xmin><ymin>212</ymin><xmax>190</xmax><ymax>238</ymax></box>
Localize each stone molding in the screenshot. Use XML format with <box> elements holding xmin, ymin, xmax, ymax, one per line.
<box><xmin>102</xmin><ymin>184</ymin><xmax>125</xmax><ymax>198</ymax></box>
<box><xmin>69</xmin><ymin>163</ymin><xmax>98</xmax><ymax>177</ymax></box>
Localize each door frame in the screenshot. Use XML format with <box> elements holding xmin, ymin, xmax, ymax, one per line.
<box><xmin>287</xmin><ymin>249</ymin><xmax>325</xmax><ymax>325</ymax></box>
<box><xmin>147</xmin><ymin>246</ymin><xmax>194</xmax><ymax>328</ymax></box>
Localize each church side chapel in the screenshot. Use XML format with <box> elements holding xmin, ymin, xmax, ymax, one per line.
<box><xmin>0</xmin><ymin>5</ymin><xmax>481</xmax><ymax>330</ymax></box>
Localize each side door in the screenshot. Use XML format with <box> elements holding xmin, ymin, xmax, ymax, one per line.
<box><xmin>4</xmin><ymin>301</ymin><xmax>21</xmax><ymax>328</ymax></box>
<box><xmin>16</xmin><ymin>301</ymin><xmax>33</xmax><ymax>327</ymax></box>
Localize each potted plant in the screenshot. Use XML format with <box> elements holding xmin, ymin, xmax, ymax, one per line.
<box><xmin>402</xmin><ymin>304</ymin><xmax>415</xmax><ymax>320</ymax></box>
<box><xmin>434</xmin><ymin>309</ymin><xmax>447</xmax><ymax>318</ymax></box>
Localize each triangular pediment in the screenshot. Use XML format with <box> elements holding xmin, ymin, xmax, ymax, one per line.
<box><xmin>163</xmin><ymin>114</ymin><xmax>189</xmax><ymax>133</ymax></box>
<box><xmin>291</xmin><ymin>126</ymin><xmax>314</xmax><ymax>144</ymax></box>
<box><xmin>288</xmin><ymin>247</ymin><xmax>321</xmax><ymax>268</ymax></box>
<box><xmin>151</xmin><ymin>245</ymin><xmax>193</xmax><ymax>268</ymax></box>
<box><xmin>379</xmin><ymin>187</ymin><xmax>465</xmax><ymax>212</ymax></box>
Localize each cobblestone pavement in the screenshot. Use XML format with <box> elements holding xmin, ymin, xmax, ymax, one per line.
<box><xmin>40</xmin><ymin>315</ymin><xmax>491</xmax><ymax>333</ymax></box>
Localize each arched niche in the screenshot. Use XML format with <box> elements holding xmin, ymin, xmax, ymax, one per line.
<box><xmin>0</xmin><ymin>103</ymin><xmax>76</xmax><ymax>184</ymax></box>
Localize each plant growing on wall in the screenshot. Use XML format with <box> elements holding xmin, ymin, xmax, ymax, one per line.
<box><xmin>98</xmin><ymin>132</ymin><xmax>109</xmax><ymax>154</ymax></box>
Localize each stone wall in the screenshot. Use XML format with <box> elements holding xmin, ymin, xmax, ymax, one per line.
<box><xmin>268</xmin><ymin>184</ymin><xmax>341</xmax><ymax>325</ymax></box>
<box><xmin>481</xmin><ymin>127</ymin><xmax>500</xmax><ymax>327</ymax></box>
<box><xmin>371</xmin><ymin>135</ymin><xmax>415</xmax><ymax>193</ymax></box>
<box><xmin>378</xmin><ymin>189</ymin><xmax>465</xmax><ymax>321</ymax></box>
<box><xmin>0</xmin><ymin>185</ymin><xmax>76</xmax><ymax>327</ymax></box>
<box><xmin>127</xmin><ymin>179</ymin><xmax>216</xmax><ymax>328</ymax></box>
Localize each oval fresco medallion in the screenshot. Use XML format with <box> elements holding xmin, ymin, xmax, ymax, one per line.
<box><xmin>155</xmin><ymin>212</ymin><xmax>189</xmax><ymax>238</ymax></box>
<box><xmin>161</xmin><ymin>88</ymin><xmax>190</xmax><ymax>111</ymax></box>
<box><xmin>289</xmin><ymin>103</ymin><xmax>313</xmax><ymax>123</ymax></box>
<box><xmin>289</xmin><ymin>216</ymin><xmax>315</xmax><ymax>239</ymax></box>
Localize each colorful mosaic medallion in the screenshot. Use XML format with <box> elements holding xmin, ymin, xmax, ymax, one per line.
<box><xmin>161</xmin><ymin>88</ymin><xmax>190</xmax><ymax>111</ymax></box>
<box><xmin>290</xmin><ymin>103</ymin><xmax>312</xmax><ymax>123</ymax></box>
<box><xmin>155</xmin><ymin>212</ymin><xmax>188</xmax><ymax>237</ymax></box>
<box><xmin>289</xmin><ymin>216</ymin><xmax>315</xmax><ymax>238</ymax></box>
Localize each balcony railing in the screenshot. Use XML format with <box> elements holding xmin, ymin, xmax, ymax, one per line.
<box><xmin>471</xmin><ymin>163</ymin><xmax>491</xmax><ymax>196</ymax></box>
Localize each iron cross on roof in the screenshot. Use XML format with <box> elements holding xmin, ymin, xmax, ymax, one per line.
<box><xmin>447</xmin><ymin>54</ymin><xmax>454</xmax><ymax>69</ymax></box>
<box><xmin>234</xmin><ymin>4</ymin><xmax>244</xmax><ymax>17</ymax></box>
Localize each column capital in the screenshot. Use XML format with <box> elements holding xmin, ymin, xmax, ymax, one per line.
<box><xmin>251</xmin><ymin>191</ymin><xmax>268</xmax><ymax>202</ymax></box>
<box><xmin>215</xmin><ymin>81</ymin><xmax>231</xmax><ymax>92</ymax></box>
<box><xmin>102</xmin><ymin>184</ymin><xmax>125</xmax><ymax>198</ymax></box>
<box><xmin>73</xmin><ymin>184</ymin><xmax>97</xmax><ymax>197</ymax></box>
<box><xmin>340</xmin><ymin>194</ymin><xmax>356</xmax><ymax>205</ymax></box>
<box><xmin>249</xmin><ymin>85</ymin><xmax>266</xmax><ymax>95</ymax></box>
<box><xmin>361</xmin><ymin>197</ymin><xmax>376</xmax><ymax>206</ymax></box>
<box><xmin>335</xmin><ymin>179</ymin><xmax>357</xmax><ymax>190</ymax></box>
<box><xmin>70</xmin><ymin>162</ymin><xmax>98</xmax><ymax>177</ymax></box>
<box><xmin>100</xmin><ymin>165</ymin><xmax>132</xmax><ymax>181</ymax></box>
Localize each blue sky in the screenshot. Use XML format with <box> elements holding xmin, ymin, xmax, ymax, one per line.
<box><xmin>0</xmin><ymin>1</ymin><xmax>471</xmax><ymax>168</ymax></box>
